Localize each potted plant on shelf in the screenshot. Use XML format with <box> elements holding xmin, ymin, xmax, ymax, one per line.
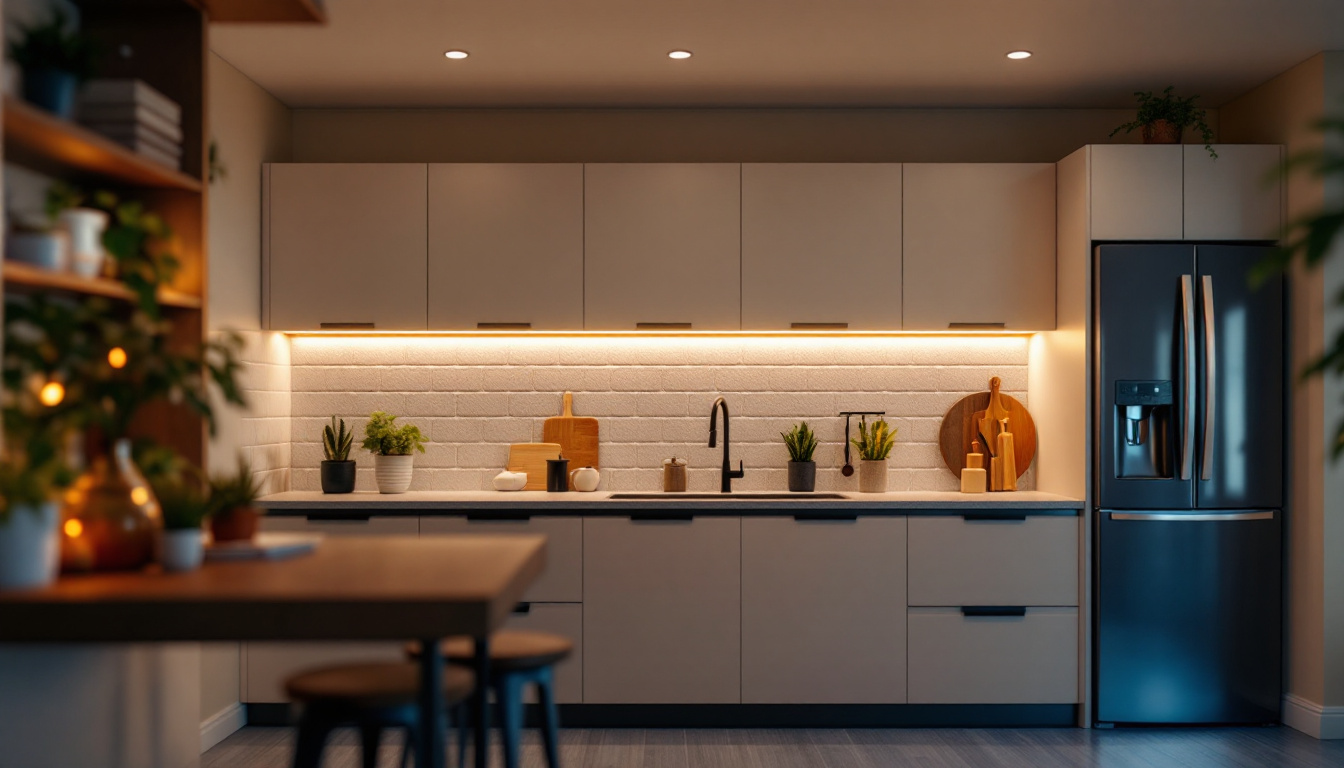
<box><xmin>362</xmin><ymin>411</ymin><xmax>428</xmax><ymax>494</ymax></box>
<box><xmin>8</xmin><ymin>8</ymin><xmax>98</xmax><ymax>118</ymax></box>
<box><xmin>782</xmin><ymin>421</ymin><xmax>819</xmax><ymax>492</ymax></box>
<box><xmin>1110</xmin><ymin>86</ymin><xmax>1217</xmax><ymax>158</ymax></box>
<box><xmin>321</xmin><ymin>416</ymin><xmax>356</xmax><ymax>494</ymax></box>
<box><xmin>151</xmin><ymin>471</ymin><xmax>210</xmax><ymax>572</ymax></box>
<box><xmin>0</xmin><ymin>427</ymin><xmax>75</xmax><ymax>589</ymax></box>
<box><xmin>851</xmin><ymin>416</ymin><xmax>896</xmax><ymax>493</ymax></box>
<box><xmin>208</xmin><ymin>460</ymin><xmax>263</xmax><ymax>543</ymax></box>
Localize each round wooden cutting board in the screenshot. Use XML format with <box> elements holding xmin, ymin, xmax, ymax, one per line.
<box><xmin>938</xmin><ymin>391</ymin><xmax>1037</xmax><ymax>478</ymax></box>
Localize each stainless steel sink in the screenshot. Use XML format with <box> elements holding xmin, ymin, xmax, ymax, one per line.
<box><xmin>607</xmin><ymin>492</ymin><xmax>848</xmax><ymax>501</ymax></box>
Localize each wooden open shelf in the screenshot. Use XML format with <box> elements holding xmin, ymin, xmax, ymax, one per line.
<box><xmin>2</xmin><ymin>261</ymin><xmax>203</xmax><ymax>310</ymax></box>
<box><xmin>2</xmin><ymin>97</ymin><xmax>203</xmax><ymax>192</ymax></box>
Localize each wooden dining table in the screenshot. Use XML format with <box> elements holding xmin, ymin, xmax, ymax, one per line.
<box><xmin>0</xmin><ymin>535</ymin><xmax>546</xmax><ymax>768</ymax></box>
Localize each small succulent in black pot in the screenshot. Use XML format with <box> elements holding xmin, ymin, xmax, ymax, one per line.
<box><xmin>321</xmin><ymin>416</ymin><xmax>356</xmax><ymax>494</ymax></box>
<box><xmin>782</xmin><ymin>421</ymin><xmax>819</xmax><ymax>492</ymax></box>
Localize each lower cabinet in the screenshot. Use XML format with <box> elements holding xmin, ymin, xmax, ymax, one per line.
<box><xmin>741</xmin><ymin>516</ymin><xmax>907</xmax><ymax>703</ymax></box>
<box><xmin>583</xmin><ymin>516</ymin><xmax>741</xmax><ymax>703</ymax></box>
<box><xmin>907</xmin><ymin>607</ymin><xmax>1079</xmax><ymax>704</ymax></box>
<box><xmin>419</xmin><ymin>516</ymin><xmax>583</xmax><ymax>603</ymax></box>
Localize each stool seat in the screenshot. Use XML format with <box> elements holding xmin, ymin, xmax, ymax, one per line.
<box><xmin>286</xmin><ymin>662</ymin><xmax>474</xmax><ymax>709</ymax></box>
<box><xmin>409</xmin><ymin>630</ymin><xmax>574</xmax><ymax>672</ymax></box>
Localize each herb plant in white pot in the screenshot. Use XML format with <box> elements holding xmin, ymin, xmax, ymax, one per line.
<box><xmin>363</xmin><ymin>411</ymin><xmax>428</xmax><ymax>494</ymax></box>
<box><xmin>0</xmin><ymin>445</ymin><xmax>73</xmax><ymax>590</ymax></box>
<box><xmin>852</xmin><ymin>416</ymin><xmax>897</xmax><ymax>493</ymax></box>
<box><xmin>152</xmin><ymin>473</ymin><xmax>210</xmax><ymax>572</ymax></box>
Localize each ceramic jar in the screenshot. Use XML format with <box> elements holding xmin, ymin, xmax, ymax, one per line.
<box><xmin>374</xmin><ymin>454</ymin><xmax>415</xmax><ymax>494</ymax></box>
<box><xmin>59</xmin><ymin>208</ymin><xmax>109</xmax><ymax>278</ymax></box>
<box><xmin>858</xmin><ymin>459</ymin><xmax>889</xmax><ymax>493</ymax></box>
<box><xmin>569</xmin><ymin>466</ymin><xmax>600</xmax><ymax>492</ymax></box>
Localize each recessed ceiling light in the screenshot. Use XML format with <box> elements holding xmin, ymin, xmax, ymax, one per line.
<box><xmin>668</xmin><ymin>50</ymin><xmax>693</xmax><ymax>60</ymax></box>
<box><xmin>444</xmin><ymin>50</ymin><xmax>469</xmax><ymax>60</ymax></box>
<box><xmin>1005</xmin><ymin>50</ymin><xmax>1032</xmax><ymax>60</ymax></box>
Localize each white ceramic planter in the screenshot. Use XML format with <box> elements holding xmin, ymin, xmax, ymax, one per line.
<box><xmin>59</xmin><ymin>208</ymin><xmax>109</xmax><ymax>278</ymax></box>
<box><xmin>374</xmin><ymin>454</ymin><xmax>415</xmax><ymax>494</ymax></box>
<box><xmin>858</xmin><ymin>459</ymin><xmax>889</xmax><ymax>493</ymax></box>
<box><xmin>159</xmin><ymin>529</ymin><xmax>205</xmax><ymax>572</ymax></box>
<box><xmin>6</xmin><ymin>230</ymin><xmax>70</xmax><ymax>271</ymax></box>
<box><xmin>0</xmin><ymin>501</ymin><xmax>60</xmax><ymax>589</ymax></box>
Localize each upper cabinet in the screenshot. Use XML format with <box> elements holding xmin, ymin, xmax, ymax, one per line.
<box><xmin>265</xmin><ymin>164</ymin><xmax>428</xmax><ymax>330</ymax></box>
<box><xmin>584</xmin><ymin>164</ymin><xmax>742</xmax><ymax>330</ymax></box>
<box><xmin>1183</xmin><ymin>145</ymin><xmax>1283</xmax><ymax>241</ymax></box>
<box><xmin>1088</xmin><ymin>145</ymin><xmax>1283</xmax><ymax>242</ymax></box>
<box><xmin>741</xmin><ymin>164</ymin><xmax>902</xmax><ymax>330</ymax></box>
<box><xmin>427</xmin><ymin>164</ymin><xmax>584</xmax><ymax>330</ymax></box>
<box><xmin>903</xmin><ymin>164</ymin><xmax>1057</xmax><ymax>331</ymax></box>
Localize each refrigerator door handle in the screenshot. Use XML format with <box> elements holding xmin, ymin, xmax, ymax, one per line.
<box><xmin>1108</xmin><ymin>511</ymin><xmax>1275</xmax><ymax>522</ymax></box>
<box><xmin>1201</xmin><ymin>275</ymin><xmax>1216</xmax><ymax>482</ymax></box>
<box><xmin>1180</xmin><ymin>275</ymin><xmax>1196</xmax><ymax>481</ymax></box>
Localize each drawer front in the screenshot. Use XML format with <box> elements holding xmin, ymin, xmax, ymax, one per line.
<box><xmin>907</xmin><ymin>607</ymin><xmax>1079</xmax><ymax>704</ymax></box>
<box><xmin>908</xmin><ymin>516</ymin><xmax>1078</xmax><ymax>606</ymax></box>
<box><xmin>244</xmin><ymin>642</ymin><xmax>406</xmax><ymax>703</ymax></box>
<box><xmin>260</xmin><ymin>515</ymin><xmax>421</xmax><ymax>536</ymax></box>
<box><xmin>419</xmin><ymin>516</ymin><xmax>582</xmax><ymax>603</ymax></box>
<box><xmin>506</xmin><ymin>603</ymin><xmax>583</xmax><ymax>703</ymax></box>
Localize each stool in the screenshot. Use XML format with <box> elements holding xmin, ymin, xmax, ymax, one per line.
<box><xmin>285</xmin><ymin>661</ymin><xmax>474</xmax><ymax>768</ymax></box>
<box><xmin>410</xmin><ymin>630</ymin><xmax>572</xmax><ymax>768</ymax></box>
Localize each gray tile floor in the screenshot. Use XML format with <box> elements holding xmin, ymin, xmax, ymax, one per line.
<box><xmin>203</xmin><ymin>726</ymin><xmax>1344</xmax><ymax>768</ymax></box>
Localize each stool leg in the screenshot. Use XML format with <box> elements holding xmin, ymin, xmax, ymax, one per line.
<box><xmin>454</xmin><ymin>703</ymin><xmax>469</xmax><ymax>768</ymax></box>
<box><xmin>499</xmin><ymin>674</ymin><xmax>526</xmax><ymax>768</ymax></box>
<box><xmin>536</xmin><ymin>668</ymin><xmax>561</xmax><ymax>768</ymax></box>
<box><xmin>291</xmin><ymin>713</ymin><xmax>332</xmax><ymax>768</ymax></box>
<box><xmin>359</xmin><ymin>723</ymin><xmax>383</xmax><ymax>768</ymax></box>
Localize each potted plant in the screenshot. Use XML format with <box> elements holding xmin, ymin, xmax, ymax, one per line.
<box><xmin>321</xmin><ymin>416</ymin><xmax>356</xmax><ymax>494</ymax></box>
<box><xmin>208</xmin><ymin>460</ymin><xmax>263</xmax><ymax>543</ymax></box>
<box><xmin>8</xmin><ymin>8</ymin><xmax>98</xmax><ymax>118</ymax></box>
<box><xmin>1110</xmin><ymin>86</ymin><xmax>1217</xmax><ymax>158</ymax></box>
<box><xmin>45</xmin><ymin>182</ymin><xmax>108</xmax><ymax>278</ymax></box>
<box><xmin>851</xmin><ymin>416</ymin><xmax>896</xmax><ymax>493</ymax></box>
<box><xmin>151</xmin><ymin>472</ymin><xmax>210</xmax><ymax>572</ymax></box>
<box><xmin>782</xmin><ymin>421</ymin><xmax>819</xmax><ymax>492</ymax></box>
<box><xmin>362</xmin><ymin>411</ymin><xmax>427</xmax><ymax>494</ymax></box>
<box><xmin>0</xmin><ymin>435</ymin><xmax>74</xmax><ymax>589</ymax></box>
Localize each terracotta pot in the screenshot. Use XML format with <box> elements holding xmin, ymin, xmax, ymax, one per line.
<box><xmin>858</xmin><ymin>459</ymin><xmax>889</xmax><ymax>493</ymax></box>
<box><xmin>60</xmin><ymin>439</ymin><xmax>159</xmax><ymax>572</ymax></box>
<box><xmin>1142</xmin><ymin>119</ymin><xmax>1182</xmax><ymax>144</ymax></box>
<box><xmin>211</xmin><ymin>506</ymin><xmax>260</xmax><ymax>543</ymax></box>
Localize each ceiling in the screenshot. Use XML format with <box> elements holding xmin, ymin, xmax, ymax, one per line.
<box><xmin>209</xmin><ymin>0</ymin><xmax>1344</xmax><ymax>109</ymax></box>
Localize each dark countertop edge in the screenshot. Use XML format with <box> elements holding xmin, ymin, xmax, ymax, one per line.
<box><xmin>260</xmin><ymin>505</ymin><xmax>1082</xmax><ymax>518</ymax></box>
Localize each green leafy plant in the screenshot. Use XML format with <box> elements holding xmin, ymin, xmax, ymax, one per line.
<box><xmin>8</xmin><ymin>8</ymin><xmax>99</xmax><ymax>82</ymax></box>
<box><xmin>152</xmin><ymin>470</ymin><xmax>211</xmax><ymax>531</ymax></box>
<box><xmin>0</xmin><ymin>429</ymin><xmax>75</xmax><ymax>523</ymax></box>
<box><xmin>1110</xmin><ymin>86</ymin><xmax>1217</xmax><ymax>159</ymax></box>
<box><xmin>44</xmin><ymin>180</ymin><xmax>83</xmax><ymax>224</ymax></box>
<box><xmin>362</xmin><ymin>411</ymin><xmax>428</xmax><ymax>456</ymax></box>
<box><xmin>781</xmin><ymin>421</ymin><xmax>819</xmax><ymax>463</ymax></box>
<box><xmin>851</xmin><ymin>416</ymin><xmax>897</xmax><ymax>461</ymax></box>
<box><xmin>323</xmin><ymin>416</ymin><xmax>354</xmax><ymax>461</ymax></box>
<box><xmin>209</xmin><ymin>459</ymin><xmax>263</xmax><ymax>517</ymax></box>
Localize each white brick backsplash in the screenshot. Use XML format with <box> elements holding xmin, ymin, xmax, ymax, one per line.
<box><xmin>286</xmin><ymin>336</ymin><xmax>1031</xmax><ymax>492</ymax></box>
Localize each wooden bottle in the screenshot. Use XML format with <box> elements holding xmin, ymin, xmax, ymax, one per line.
<box><xmin>996</xmin><ymin>417</ymin><xmax>1018</xmax><ymax>492</ymax></box>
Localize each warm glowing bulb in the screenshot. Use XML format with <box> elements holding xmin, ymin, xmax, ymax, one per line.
<box><xmin>668</xmin><ymin>50</ymin><xmax>693</xmax><ymax>60</ymax></box>
<box><xmin>39</xmin><ymin>381</ymin><xmax>65</xmax><ymax>407</ymax></box>
<box><xmin>64</xmin><ymin>519</ymin><xmax>83</xmax><ymax>538</ymax></box>
<box><xmin>1005</xmin><ymin>50</ymin><xmax>1032</xmax><ymax>60</ymax></box>
<box><xmin>444</xmin><ymin>50</ymin><xmax>469</xmax><ymax>59</ymax></box>
<box><xmin>108</xmin><ymin>347</ymin><xmax>128</xmax><ymax>369</ymax></box>
<box><xmin>130</xmin><ymin>487</ymin><xmax>150</xmax><ymax>506</ymax></box>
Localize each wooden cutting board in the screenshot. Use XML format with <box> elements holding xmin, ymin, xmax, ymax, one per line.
<box><xmin>542</xmin><ymin>392</ymin><xmax>600</xmax><ymax>489</ymax></box>
<box><xmin>507</xmin><ymin>443</ymin><xmax>562</xmax><ymax>491</ymax></box>
<box><xmin>976</xmin><ymin>376</ymin><xmax>1014</xmax><ymax>456</ymax></box>
<box><xmin>939</xmin><ymin>383</ymin><xmax>1036</xmax><ymax>479</ymax></box>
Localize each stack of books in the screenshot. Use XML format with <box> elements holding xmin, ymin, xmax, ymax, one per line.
<box><xmin>76</xmin><ymin>79</ymin><xmax>183</xmax><ymax>171</ymax></box>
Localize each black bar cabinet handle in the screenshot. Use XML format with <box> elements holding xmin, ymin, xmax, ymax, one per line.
<box><xmin>631</xmin><ymin>514</ymin><xmax>694</xmax><ymax>522</ymax></box>
<box><xmin>305</xmin><ymin>512</ymin><xmax>371</xmax><ymax>522</ymax></box>
<box><xmin>961</xmin><ymin>606</ymin><xmax>1027</xmax><ymax>617</ymax></box>
<box><xmin>477</xmin><ymin>322</ymin><xmax>531</xmax><ymax>330</ymax></box>
<box><xmin>319</xmin><ymin>322</ymin><xmax>375</xmax><ymax>329</ymax></box>
<box><xmin>793</xmin><ymin>514</ymin><xmax>859</xmax><ymax>522</ymax></box>
<box><xmin>962</xmin><ymin>513</ymin><xmax>1027</xmax><ymax>522</ymax></box>
<box><xmin>512</xmin><ymin>602</ymin><xmax>532</xmax><ymax>615</ymax></box>
<box><xmin>466</xmin><ymin>514</ymin><xmax>532</xmax><ymax>522</ymax></box>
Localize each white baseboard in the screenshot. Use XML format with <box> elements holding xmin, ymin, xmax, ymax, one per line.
<box><xmin>200</xmin><ymin>702</ymin><xmax>246</xmax><ymax>753</ymax></box>
<box><xmin>1283</xmin><ymin>693</ymin><xmax>1344</xmax><ymax>739</ymax></box>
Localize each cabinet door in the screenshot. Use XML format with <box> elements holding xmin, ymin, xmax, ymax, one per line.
<box><xmin>584</xmin><ymin>164</ymin><xmax>741</xmax><ymax>330</ymax></box>
<box><xmin>419</xmin><ymin>516</ymin><xmax>583</xmax><ymax>603</ymax></box>
<box><xmin>903</xmin><ymin>163</ymin><xmax>1056</xmax><ymax>330</ymax></box>
<box><xmin>907</xmin><ymin>516</ymin><xmax>1079</xmax><ymax>607</ymax></box>
<box><xmin>741</xmin><ymin>517</ymin><xmax>906</xmax><ymax>703</ymax></box>
<box><xmin>583</xmin><ymin>517</ymin><xmax>740</xmax><ymax>703</ymax></box>
<box><xmin>243</xmin><ymin>515</ymin><xmax>420</xmax><ymax>703</ymax></box>
<box><xmin>741</xmin><ymin>164</ymin><xmax>902</xmax><ymax>330</ymax></box>
<box><xmin>427</xmin><ymin>164</ymin><xmax>584</xmax><ymax>330</ymax></box>
<box><xmin>1183</xmin><ymin>145</ymin><xmax>1283</xmax><ymax>241</ymax></box>
<box><xmin>265</xmin><ymin>164</ymin><xmax>428</xmax><ymax>330</ymax></box>
<box><xmin>908</xmin><ymin>607</ymin><xmax>1078</xmax><ymax>704</ymax></box>
<box><xmin>1089</xmin><ymin>145</ymin><xmax>1183</xmax><ymax>241</ymax></box>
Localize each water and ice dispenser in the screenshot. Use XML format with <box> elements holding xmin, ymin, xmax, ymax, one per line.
<box><xmin>1114</xmin><ymin>380</ymin><xmax>1174</xmax><ymax>479</ymax></box>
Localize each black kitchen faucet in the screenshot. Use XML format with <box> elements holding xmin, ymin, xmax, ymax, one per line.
<box><xmin>708</xmin><ymin>396</ymin><xmax>745</xmax><ymax>493</ymax></box>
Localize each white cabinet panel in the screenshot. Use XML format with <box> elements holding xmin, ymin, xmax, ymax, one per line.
<box><xmin>584</xmin><ymin>164</ymin><xmax>741</xmax><ymax>330</ymax></box>
<box><xmin>427</xmin><ymin>164</ymin><xmax>584</xmax><ymax>330</ymax></box>
<box><xmin>1090</xmin><ymin>145</ymin><xmax>1184</xmax><ymax>241</ymax></box>
<box><xmin>907</xmin><ymin>608</ymin><xmax>1079</xmax><ymax>704</ymax></box>
<box><xmin>1183</xmin><ymin>145</ymin><xmax>1283</xmax><ymax>241</ymax></box>
<box><xmin>265</xmin><ymin>164</ymin><xmax>427</xmax><ymax>330</ymax></box>
<box><xmin>741</xmin><ymin>517</ymin><xmax>906</xmax><ymax>703</ymax></box>
<box><xmin>908</xmin><ymin>516</ymin><xmax>1079</xmax><ymax>607</ymax></box>
<box><xmin>903</xmin><ymin>163</ymin><xmax>1056</xmax><ymax>330</ymax></box>
<box><xmin>583</xmin><ymin>517</ymin><xmax>740</xmax><ymax>703</ymax></box>
<box><xmin>419</xmin><ymin>516</ymin><xmax>583</xmax><ymax>603</ymax></box>
<box><xmin>741</xmin><ymin>164</ymin><xmax>902</xmax><ymax>330</ymax></box>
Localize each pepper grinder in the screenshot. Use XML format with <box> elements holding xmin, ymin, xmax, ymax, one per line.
<box><xmin>663</xmin><ymin>457</ymin><xmax>687</xmax><ymax>493</ymax></box>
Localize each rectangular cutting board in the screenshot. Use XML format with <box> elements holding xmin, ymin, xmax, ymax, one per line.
<box><xmin>542</xmin><ymin>392</ymin><xmax>600</xmax><ymax>489</ymax></box>
<box><xmin>507</xmin><ymin>442</ymin><xmax>563</xmax><ymax>491</ymax></box>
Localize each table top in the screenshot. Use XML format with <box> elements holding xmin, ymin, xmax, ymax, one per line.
<box><xmin>0</xmin><ymin>536</ymin><xmax>546</xmax><ymax>643</ymax></box>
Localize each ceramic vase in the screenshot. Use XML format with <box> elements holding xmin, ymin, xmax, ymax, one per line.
<box><xmin>159</xmin><ymin>528</ymin><xmax>205</xmax><ymax>572</ymax></box>
<box><xmin>374</xmin><ymin>454</ymin><xmax>414</xmax><ymax>494</ymax></box>
<box><xmin>59</xmin><ymin>208</ymin><xmax>108</xmax><ymax>278</ymax></box>
<box><xmin>858</xmin><ymin>459</ymin><xmax>889</xmax><ymax>493</ymax></box>
<box><xmin>61</xmin><ymin>439</ymin><xmax>160</xmax><ymax>572</ymax></box>
<box><xmin>0</xmin><ymin>501</ymin><xmax>60</xmax><ymax>589</ymax></box>
<box><xmin>22</xmin><ymin>67</ymin><xmax>78</xmax><ymax>117</ymax></box>
<box><xmin>787</xmin><ymin>461</ymin><xmax>817</xmax><ymax>492</ymax></box>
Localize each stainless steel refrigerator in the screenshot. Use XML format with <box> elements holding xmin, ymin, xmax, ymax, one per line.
<box><xmin>1093</xmin><ymin>244</ymin><xmax>1284</xmax><ymax>726</ymax></box>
